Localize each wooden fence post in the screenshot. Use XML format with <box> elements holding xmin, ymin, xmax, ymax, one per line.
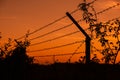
<box><xmin>66</xmin><ymin>12</ymin><xmax>91</xmax><ymax>64</ymax></box>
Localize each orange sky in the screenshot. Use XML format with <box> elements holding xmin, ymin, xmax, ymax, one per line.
<box><xmin>0</xmin><ymin>0</ymin><xmax>120</xmax><ymax>64</ymax></box>
<box><xmin>0</xmin><ymin>0</ymin><xmax>81</xmax><ymax>39</ymax></box>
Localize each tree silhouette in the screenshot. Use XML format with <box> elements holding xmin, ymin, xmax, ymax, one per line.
<box><xmin>0</xmin><ymin>31</ymin><xmax>34</xmax><ymax>80</ymax></box>
<box><xmin>0</xmin><ymin>34</ymin><xmax>33</xmax><ymax>65</ymax></box>
<box><xmin>5</xmin><ymin>40</ymin><xmax>33</xmax><ymax>65</ymax></box>
<box><xmin>78</xmin><ymin>0</ymin><xmax>120</xmax><ymax>64</ymax></box>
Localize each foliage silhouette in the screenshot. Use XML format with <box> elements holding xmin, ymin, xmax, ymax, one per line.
<box><xmin>0</xmin><ymin>33</ymin><xmax>34</xmax><ymax>80</ymax></box>
<box><xmin>78</xmin><ymin>0</ymin><xmax>120</xmax><ymax>64</ymax></box>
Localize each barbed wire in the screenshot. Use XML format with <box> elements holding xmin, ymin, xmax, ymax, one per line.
<box><xmin>32</xmin><ymin>51</ymin><xmax>85</xmax><ymax>57</ymax></box>
<box><xmin>31</xmin><ymin>48</ymin><xmax>107</xmax><ymax>58</ymax></box>
<box><xmin>9</xmin><ymin>2</ymin><xmax>118</xmax><ymax>45</ymax></box>
<box><xmin>16</xmin><ymin>0</ymin><xmax>98</xmax><ymax>40</ymax></box>
<box><xmin>15</xmin><ymin>8</ymin><xmax>81</xmax><ymax>40</ymax></box>
<box><xmin>29</xmin><ymin>23</ymin><xmax>73</xmax><ymax>41</ymax></box>
<box><xmin>30</xmin><ymin>31</ymin><xmax>80</xmax><ymax>46</ymax></box>
<box><xmin>14</xmin><ymin>0</ymin><xmax>107</xmax><ymax>41</ymax></box>
<box><xmin>27</xmin><ymin>40</ymin><xmax>85</xmax><ymax>52</ymax></box>
<box><xmin>89</xmin><ymin>0</ymin><xmax>98</xmax><ymax>4</ymax></box>
<box><xmin>10</xmin><ymin>1</ymin><xmax>120</xmax><ymax>55</ymax></box>
<box><xmin>30</xmin><ymin>14</ymin><xmax>120</xmax><ymax>44</ymax></box>
<box><xmin>29</xmin><ymin>3</ymin><xmax>120</xmax><ymax>41</ymax></box>
<box><xmin>11</xmin><ymin>16</ymin><xmax>120</xmax><ymax>51</ymax></box>
<box><xmin>28</xmin><ymin>18</ymin><xmax>86</xmax><ymax>41</ymax></box>
<box><xmin>29</xmin><ymin>15</ymin><xmax>120</xmax><ymax>47</ymax></box>
<box><xmin>68</xmin><ymin>41</ymin><xmax>85</xmax><ymax>62</ymax></box>
<box><xmin>97</xmin><ymin>3</ymin><xmax>120</xmax><ymax>15</ymax></box>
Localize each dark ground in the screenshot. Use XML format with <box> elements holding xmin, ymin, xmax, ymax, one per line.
<box><xmin>1</xmin><ymin>63</ymin><xmax>120</xmax><ymax>80</ymax></box>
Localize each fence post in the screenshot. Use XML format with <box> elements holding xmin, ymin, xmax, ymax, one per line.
<box><xmin>66</xmin><ymin>12</ymin><xmax>91</xmax><ymax>64</ymax></box>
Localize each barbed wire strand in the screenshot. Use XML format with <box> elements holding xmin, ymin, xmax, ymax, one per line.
<box><xmin>97</xmin><ymin>3</ymin><xmax>120</xmax><ymax>15</ymax></box>
<box><xmin>29</xmin><ymin>3</ymin><xmax>120</xmax><ymax>41</ymax></box>
<box><xmin>30</xmin><ymin>31</ymin><xmax>80</xmax><ymax>46</ymax></box>
<box><xmin>10</xmin><ymin>1</ymin><xmax>120</xmax><ymax>52</ymax></box>
<box><xmin>68</xmin><ymin>41</ymin><xmax>85</xmax><ymax>62</ymax></box>
<box><xmin>7</xmin><ymin>2</ymin><xmax>117</xmax><ymax>48</ymax></box>
<box><xmin>29</xmin><ymin>15</ymin><xmax>120</xmax><ymax>47</ymax></box>
<box><xmin>15</xmin><ymin>9</ymin><xmax>81</xmax><ymax>40</ymax></box>
<box><xmin>29</xmin><ymin>2</ymin><xmax>120</xmax><ymax>61</ymax></box>
<box><xmin>89</xmin><ymin>0</ymin><xmax>98</xmax><ymax>4</ymax></box>
<box><xmin>29</xmin><ymin>18</ymin><xmax>85</xmax><ymax>41</ymax></box>
<box><xmin>11</xmin><ymin>14</ymin><xmax>120</xmax><ymax>51</ymax></box>
<box><xmin>16</xmin><ymin>0</ymin><xmax>99</xmax><ymax>40</ymax></box>
<box><xmin>5</xmin><ymin>1</ymin><xmax>116</xmax><ymax>44</ymax></box>
<box><xmin>27</xmin><ymin>40</ymin><xmax>85</xmax><ymax>52</ymax></box>
<box><xmin>32</xmin><ymin>51</ymin><xmax>85</xmax><ymax>57</ymax></box>
<box><xmin>29</xmin><ymin>23</ymin><xmax>73</xmax><ymax>41</ymax></box>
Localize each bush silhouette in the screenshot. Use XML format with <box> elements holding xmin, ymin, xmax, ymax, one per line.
<box><xmin>5</xmin><ymin>44</ymin><xmax>32</xmax><ymax>65</ymax></box>
<box><xmin>0</xmin><ymin>37</ymin><xmax>34</xmax><ymax>80</ymax></box>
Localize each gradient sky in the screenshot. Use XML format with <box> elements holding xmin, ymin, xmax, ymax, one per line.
<box><xmin>0</xmin><ymin>0</ymin><xmax>81</xmax><ymax>39</ymax></box>
<box><xmin>0</xmin><ymin>0</ymin><xmax>119</xmax><ymax>39</ymax></box>
<box><xmin>0</xmin><ymin>0</ymin><xmax>120</xmax><ymax>64</ymax></box>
